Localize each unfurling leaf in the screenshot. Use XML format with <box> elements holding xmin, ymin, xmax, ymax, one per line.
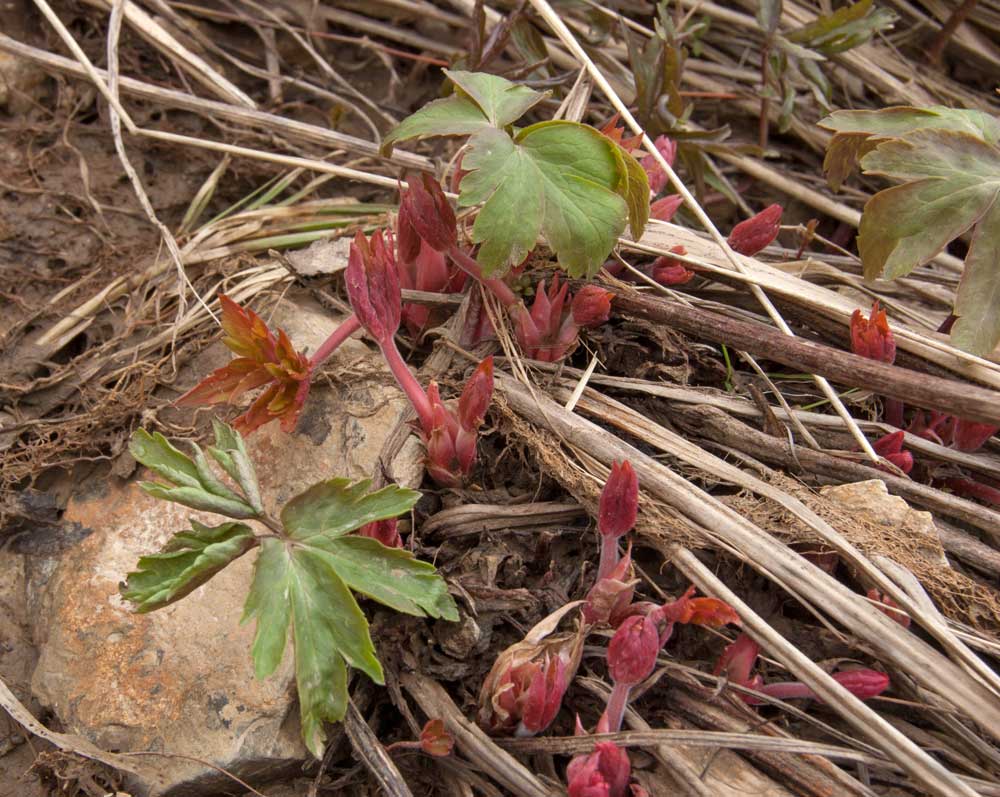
<box><xmin>122</xmin><ymin>520</ymin><xmax>256</xmax><ymax>612</ymax></box>
<box><xmin>460</xmin><ymin>122</ymin><xmax>628</xmax><ymax>276</ymax></box>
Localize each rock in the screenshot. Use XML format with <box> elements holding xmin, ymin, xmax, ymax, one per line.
<box><xmin>819</xmin><ymin>479</ymin><xmax>949</xmax><ymax>568</ymax></box>
<box><xmin>28</xmin><ymin>296</ymin><xmax>425</xmax><ymax>795</ymax></box>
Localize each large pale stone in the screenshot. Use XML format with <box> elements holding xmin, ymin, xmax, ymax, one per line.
<box><xmin>29</xmin><ymin>297</ymin><xmax>423</xmax><ymax>795</ymax></box>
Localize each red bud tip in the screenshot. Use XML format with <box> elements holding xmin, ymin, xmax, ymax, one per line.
<box><xmin>727</xmin><ymin>204</ymin><xmax>783</xmax><ymax>256</ymax></box>
<box><xmin>572</xmin><ymin>286</ymin><xmax>613</xmax><ymax>328</ymax></box>
<box><xmin>599</xmin><ymin>461</ymin><xmax>639</xmax><ymax>539</ymax></box>
<box><xmin>607</xmin><ymin>615</ymin><xmax>659</xmax><ymax>687</ymax></box>
<box><xmin>640</xmin><ymin>135</ymin><xmax>677</xmax><ymax>195</ymax></box>
<box><xmin>866</xmin><ymin>589</ymin><xmax>911</xmax><ymax>628</ymax></box>
<box><xmin>713</xmin><ymin>633</ymin><xmax>760</xmax><ymax>687</ymax></box>
<box><xmin>346</xmin><ymin>230</ymin><xmax>401</xmax><ymax>343</ymax></box>
<box><xmin>458</xmin><ymin>356</ymin><xmax>494</xmax><ymax>432</ymax></box>
<box><xmin>567</xmin><ymin>742</ymin><xmax>631</xmax><ymax>797</ymax></box>
<box><xmin>649</xmin><ymin>195</ymin><xmax>683</xmax><ymax>223</ymax></box>
<box><xmin>651</xmin><ymin>245</ymin><xmax>693</xmax><ymax>286</ymax></box>
<box><xmin>419</xmin><ymin>719</ymin><xmax>455</xmax><ymax>757</ymax></box>
<box><xmin>398</xmin><ymin>173</ymin><xmax>457</xmax><ymax>253</ymax></box>
<box><xmin>832</xmin><ymin>669</ymin><xmax>890</xmax><ymax>701</ymax></box>
<box><xmin>850</xmin><ymin>301</ymin><xmax>896</xmax><ymax>364</ymax></box>
<box><xmin>951</xmin><ymin>418</ymin><xmax>998</xmax><ymax>452</ymax></box>
<box><xmin>358</xmin><ymin>518</ymin><xmax>402</xmax><ymax>548</ymax></box>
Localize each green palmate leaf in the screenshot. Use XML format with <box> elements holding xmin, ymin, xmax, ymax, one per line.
<box><xmin>852</xmin><ymin>127</ymin><xmax>1000</xmax><ymax>356</ymax></box>
<box><xmin>243</xmin><ymin>538</ymin><xmax>379</xmax><ymax>757</ymax></box>
<box><xmin>130</xmin><ymin>428</ymin><xmax>258</xmax><ymax>519</ymax></box>
<box><xmin>281</xmin><ymin>478</ymin><xmax>420</xmax><ymax>540</ymax></box>
<box><xmin>122</xmin><ymin>520</ymin><xmax>256</xmax><ymax>612</ymax></box>
<box><xmin>819</xmin><ymin>106</ymin><xmax>1000</xmax><ymax>189</ymax></box>
<box><xmin>244</xmin><ymin>478</ymin><xmax>455</xmax><ymax>756</ymax></box>
<box><xmin>444</xmin><ymin>70</ymin><xmax>547</xmax><ymax>128</ymax></box>
<box><xmin>460</xmin><ymin>122</ymin><xmax>628</xmax><ymax>276</ymax></box>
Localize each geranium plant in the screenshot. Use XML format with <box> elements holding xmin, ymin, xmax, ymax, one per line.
<box><xmin>123</xmin><ymin>421</ymin><xmax>457</xmax><ymax>756</ymax></box>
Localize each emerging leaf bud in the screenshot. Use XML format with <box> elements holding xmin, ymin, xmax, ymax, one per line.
<box><xmin>583</xmin><ymin>544</ymin><xmax>637</xmax><ymax>627</ymax></box>
<box><xmin>650</xmin><ymin>195</ymin><xmax>683</xmax><ymax>223</ymax></box>
<box><xmin>572</xmin><ymin>285</ymin><xmax>613</xmax><ymax>329</ymax></box>
<box><xmin>419</xmin><ymin>719</ymin><xmax>454</xmax><ymax>757</ymax></box>
<box><xmin>599</xmin><ymin>461</ymin><xmax>638</xmax><ymax>540</ymax></box>
<box><xmin>713</xmin><ymin>633</ymin><xmax>761</xmax><ymax>689</ymax></box>
<box><xmin>951</xmin><ymin>418</ymin><xmax>998</xmax><ymax>453</ymax></box>
<box><xmin>866</xmin><ymin>589</ymin><xmax>910</xmax><ymax>628</ymax></box>
<box><xmin>566</xmin><ymin>742</ymin><xmax>631</xmax><ymax>797</ymax></box>
<box><xmin>650</xmin><ymin>245</ymin><xmax>693</xmax><ymax>286</ymax></box>
<box><xmin>872</xmin><ymin>430</ymin><xmax>913</xmax><ymax>474</ymax></box>
<box><xmin>640</xmin><ymin>135</ymin><xmax>677</xmax><ymax>195</ymax></box>
<box><xmin>358</xmin><ymin>518</ymin><xmax>402</xmax><ymax>548</ymax></box>
<box><xmin>754</xmin><ymin>669</ymin><xmax>890</xmax><ymax>704</ymax></box>
<box><xmin>850</xmin><ymin>301</ymin><xmax>896</xmax><ymax>364</ymax></box>
<box><xmin>607</xmin><ymin>615</ymin><xmax>659</xmax><ymax>687</ymax></box>
<box><xmin>398</xmin><ymin>173</ymin><xmax>457</xmax><ymax>255</ymax></box>
<box><xmin>479</xmin><ymin>614</ymin><xmax>585</xmax><ymax>736</ymax></box>
<box><xmin>346</xmin><ymin>230</ymin><xmax>401</xmax><ymax>344</ymax></box>
<box><xmin>653</xmin><ymin>586</ymin><xmax>740</xmax><ymax>646</ymax></box>
<box><xmin>727</xmin><ymin>204</ymin><xmax>783</xmax><ymax>256</ymax></box>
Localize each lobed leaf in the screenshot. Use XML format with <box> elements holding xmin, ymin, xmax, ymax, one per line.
<box><xmin>819</xmin><ymin>106</ymin><xmax>1000</xmax><ymax>189</ymax></box>
<box><xmin>460</xmin><ymin>121</ymin><xmax>628</xmax><ymax>277</ymax></box>
<box><xmin>130</xmin><ymin>429</ymin><xmax>203</xmax><ymax>490</ymax></box>
<box><xmin>381</xmin><ymin>95</ymin><xmax>491</xmax><ymax>154</ymax></box>
<box><xmin>208</xmin><ymin>420</ymin><xmax>263</xmax><ymax>513</ymax></box>
<box><xmin>444</xmin><ymin>69</ymin><xmax>547</xmax><ymax>128</ymax></box>
<box><xmin>280</xmin><ymin>478</ymin><xmax>421</xmax><ymax>540</ymax></box>
<box><xmin>121</xmin><ymin>520</ymin><xmax>256</xmax><ymax>612</ymax></box>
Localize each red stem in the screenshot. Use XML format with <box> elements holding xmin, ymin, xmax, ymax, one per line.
<box><xmin>597</xmin><ymin>536</ymin><xmax>620</xmax><ymax>582</ymax></box>
<box><xmin>447</xmin><ymin>245</ymin><xmax>519</xmax><ymax>308</ymax></box>
<box><xmin>380</xmin><ymin>339</ymin><xmax>435</xmax><ymax>432</ymax></box>
<box><xmin>309</xmin><ymin>314</ymin><xmax>362</xmax><ymax>369</ymax></box>
<box><xmin>601</xmin><ymin>682</ymin><xmax>631</xmax><ymax>733</ymax></box>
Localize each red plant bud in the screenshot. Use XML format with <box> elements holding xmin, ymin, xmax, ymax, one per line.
<box><xmin>358</xmin><ymin>518</ymin><xmax>402</xmax><ymax>548</ymax></box>
<box><xmin>419</xmin><ymin>719</ymin><xmax>454</xmax><ymax>757</ymax></box>
<box><xmin>346</xmin><ymin>230</ymin><xmax>401</xmax><ymax>343</ymax></box>
<box><xmin>866</xmin><ymin>589</ymin><xmax>910</xmax><ymax>629</ymax></box>
<box><xmin>850</xmin><ymin>301</ymin><xmax>896</xmax><ymax>364</ymax></box>
<box><xmin>713</xmin><ymin>633</ymin><xmax>761</xmax><ymax>688</ymax></box>
<box><xmin>640</xmin><ymin>135</ymin><xmax>677</xmax><ymax>195</ymax></box>
<box><xmin>727</xmin><ymin>204</ymin><xmax>783</xmax><ymax>256</ymax></box>
<box><xmin>572</xmin><ymin>285</ymin><xmax>613</xmax><ymax>328</ymax></box>
<box><xmin>872</xmin><ymin>430</ymin><xmax>913</xmax><ymax>474</ymax></box>
<box><xmin>650</xmin><ymin>195</ymin><xmax>683</xmax><ymax>223</ymax></box>
<box><xmin>599</xmin><ymin>461</ymin><xmax>638</xmax><ymax>540</ymax></box>
<box><xmin>398</xmin><ymin>173</ymin><xmax>456</xmax><ymax>254</ymax></box>
<box><xmin>607</xmin><ymin>615</ymin><xmax>659</xmax><ymax>687</ymax></box>
<box><xmin>458</xmin><ymin>356</ymin><xmax>494</xmax><ymax>433</ymax></box>
<box><xmin>650</xmin><ymin>245</ymin><xmax>693</xmax><ymax>286</ymax></box>
<box><xmin>951</xmin><ymin>418</ymin><xmax>998</xmax><ymax>452</ymax></box>
<box><xmin>567</xmin><ymin>742</ymin><xmax>631</xmax><ymax>797</ymax></box>
<box><xmin>480</xmin><ymin>617</ymin><xmax>585</xmax><ymax>736</ymax></box>
<box><xmin>753</xmin><ymin>669</ymin><xmax>889</xmax><ymax>704</ymax></box>
<box><xmin>397</xmin><ymin>237</ymin><xmax>467</xmax><ymax>336</ymax></box>
<box><xmin>583</xmin><ymin>544</ymin><xmax>636</xmax><ymax>627</ymax></box>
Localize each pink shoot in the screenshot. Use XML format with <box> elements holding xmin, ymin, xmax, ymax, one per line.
<box><xmin>597</xmin><ymin>460</ymin><xmax>638</xmax><ymax>580</ymax></box>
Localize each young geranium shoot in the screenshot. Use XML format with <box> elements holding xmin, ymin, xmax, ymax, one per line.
<box><xmin>512</xmin><ymin>276</ymin><xmax>612</xmax><ymax>362</ymax></box>
<box><xmin>566</xmin><ymin>737</ymin><xmax>631</xmax><ymax>797</ymax></box>
<box><xmin>727</xmin><ymin>203</ymin><xmax>784</xmax><ymax>256</ymax></box>
<box><xmin>602</xmin><ymin>614</ymin><xmax>660</xmax><ymax>732</ymax></box>
<box><xmin>851</xmin><ymin>301</ymin><xmax>896</xmax><ymax>364</ymax></box>
<box><xmin>597</xmin><ymin>460</ymin><xmax>639</xmax><ymax>580</ymax></box>
<box><xmin>177</xmin><ymin>295</ymin><xmax>314</xmax><ymax>434</ymax></box>
<box><xmin>713</xmin><ymin>632</ymin><xmax>889</xmax><ymax>705</ymax></box>
<box><xmin>122</xmin><ymin>422</ymin><xmax>457</xmax><ymax>757</ymax></box>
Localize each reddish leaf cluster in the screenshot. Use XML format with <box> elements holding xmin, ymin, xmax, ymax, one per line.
<box><xmin>850</xmin><ymin>301</ymin><xmax>896</xmax><ymax>364</ymax></box>
<box><xmin>567</xmin><ymin>740</ymin><xmax>631</xmax><ymax>797</ymax></box>
<box><xmin>650</xmin><ymin>245</ymin><xmax>694</xmax><ymax>286</ymax></box>
<box><xmin>512</xmin><ymin>276</ymin><xmax>612</xmax><ymax>362</ymax></box>
<box><xmin>177</xmin><ymin>295</ymin><xmax>312</xmax><ymax>434</ymax></box>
